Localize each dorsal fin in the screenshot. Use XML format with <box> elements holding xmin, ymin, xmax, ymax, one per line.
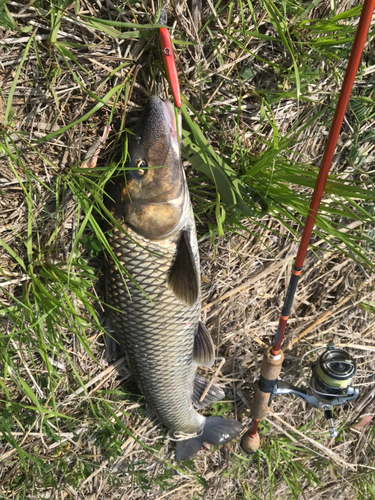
<box><xmin>167</xmin><ymin>230</ymin><xmax>199</xmax><ymax>307</ymax></box>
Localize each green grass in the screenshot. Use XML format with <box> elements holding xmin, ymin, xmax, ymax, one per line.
<box><xmin>0</xmin><ymin>0</ymin><xmax>375</xmax><ymax>498</ymax></box>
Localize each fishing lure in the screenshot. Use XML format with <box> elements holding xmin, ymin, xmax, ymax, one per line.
<box><xmin>158</xmin><ymin>9</ymin><xmax>182</xmax><ymax>109</ymax></box>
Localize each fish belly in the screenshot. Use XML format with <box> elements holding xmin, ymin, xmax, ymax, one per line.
<box><xmin>106</xmin><ymin>221</ymin><xmax>202</xmax><ymax>436</ymax></box>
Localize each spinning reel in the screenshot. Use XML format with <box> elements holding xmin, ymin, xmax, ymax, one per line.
<box><xmin>271</xmin><ymin>343</ymin><xmax>359</xmax><ymax>437</ymax></box>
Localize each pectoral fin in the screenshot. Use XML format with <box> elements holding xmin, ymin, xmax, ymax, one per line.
<box><xmin>193</xmin><ymin>321</ymin><xmax>215</xmax><ymax>367</ymax></box>
<box><xmin>167</xmin><ymin>230</ymin><xmax>199</xmax><ymax>307</ymax></box>
<box><xmin>192</xmin><ymin>374</ymin><xmax>225</xmax><ymax>409</ymax></box>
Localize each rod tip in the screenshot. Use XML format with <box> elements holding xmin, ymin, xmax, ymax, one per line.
<box><xmin>241</xmin><ymin>431</ymin><xmax>260</xmax><ymax>454</ymax></box>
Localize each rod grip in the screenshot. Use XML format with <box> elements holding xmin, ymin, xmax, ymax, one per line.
<box><xmin>251</xmin><ymin>385</ymin><xmax>272</xmax><ymax>420</ymax></box>
<box><xmin>260</xmin><ymin>346</ymin><xmax>284</xmax><ymax>379</ymax></box>
<box><xmin>251</xmin><ymin>347</ymin><xmax>284</xmax><ymax>420</ymax></box>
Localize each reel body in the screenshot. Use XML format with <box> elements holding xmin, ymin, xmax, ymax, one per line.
<box><xmin>270</xmin><ymin>343</ymin><xmax>359</xmax><ymax>437</ymax></box>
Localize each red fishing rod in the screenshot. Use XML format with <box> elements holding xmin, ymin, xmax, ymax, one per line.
<box><xmin>242</xmin><ymin>0</ymin><xmax>375</xmax><ymax>453</ymax></box>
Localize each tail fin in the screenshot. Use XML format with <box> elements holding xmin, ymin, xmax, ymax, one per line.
<box><xmin>175</xmin><ymin>417</ymin><xmax>241</xmax><ymax>461</ymax></box>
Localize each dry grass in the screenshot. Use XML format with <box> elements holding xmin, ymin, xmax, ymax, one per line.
<box><xmin>1</xmin><ymin>0</ymin><xmax>375</xmax><ymax>499</ymax></box>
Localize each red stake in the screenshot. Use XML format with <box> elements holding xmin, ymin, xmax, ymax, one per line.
<box><xmin>158</xmin><ymin>12</ymin><xmax>181</xmax><ymax>109</ymax></box>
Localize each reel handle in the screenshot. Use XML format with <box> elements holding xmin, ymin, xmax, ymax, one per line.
<box><xmin>324</xmin><ymin>409</ymin><xmax>338</xmax><ymax>438</ymax></box>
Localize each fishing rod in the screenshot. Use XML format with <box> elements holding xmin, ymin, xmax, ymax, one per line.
<box><xmin>241</xmin><ymin>0</ymin><xmax>375</xmax><ymax>454</ymax></box>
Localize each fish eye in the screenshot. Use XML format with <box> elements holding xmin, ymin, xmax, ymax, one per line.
<box><xmin>134</xmin><ymin>159</ymin><xmax>147</xmax><ymax>175</ymax></box>
<box><xmin>135</xmin><ymin>159</ymin><xmax>147</xmax><ymax>169</ymax></box>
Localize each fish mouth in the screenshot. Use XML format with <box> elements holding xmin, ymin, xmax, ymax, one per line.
<box><xmin>161</xmin><ymin>100</ymin><xmax>182</xmax><ymax>153</ymax></box>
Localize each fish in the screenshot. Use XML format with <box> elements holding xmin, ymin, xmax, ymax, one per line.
<box><xmin>104</xmin><ymin>96</ymin><xmax>241</xmax><ymax>460</ymax></box>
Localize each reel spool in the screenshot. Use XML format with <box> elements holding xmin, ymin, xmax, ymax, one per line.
<box><xmin>269</xmin><ymin>343</ymin><xmax>359</xmax><ymax>438</ymax></box>
<box><xmin>310</xmin><ymin>343</ymin><xmax>356</xmax><ymax>399</ymax></box>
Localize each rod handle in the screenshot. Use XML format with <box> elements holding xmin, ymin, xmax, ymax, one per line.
<box><xmin>261</xmin><ymin>346</ymin><xmax>284</xmax><ymax>379</ymax></box>
<box><xmin>241</xmin><ymin>348</ymin><xmax>285</xmax><ymax>453</ymax></box>
<box><xmin>251</xmin><ymin>385</ymin><xmax>273</xmax><ymax>420</ymax></box>
<box><xmin>252</xmin><ymin>347</ymin><xmax>284</xmax><ymax>419</ymax></box>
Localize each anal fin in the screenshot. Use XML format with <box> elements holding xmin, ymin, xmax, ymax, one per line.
<box><xmin>193</xmin><ymin>374</ymin><xmax>225</xmax><ymax>409</ymax></box>
<box><xmin>167</xmin><ymin>230</ymin><xmax>199</xmax><ymax>307</ymax></box>
<box><xmin>193</xmin><ymin>321</ymin><xmax>215</xmax><ymax>367</ymax></box>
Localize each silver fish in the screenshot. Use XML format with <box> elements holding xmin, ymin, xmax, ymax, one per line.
<box><xmin>105</xmin><ymin>97</ymin><xmax>241</xmax><ymax>460</ymax></box>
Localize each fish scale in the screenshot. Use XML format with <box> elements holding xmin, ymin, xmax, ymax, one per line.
<box><xmin>106</xmin><ymin>214</ymin><xmax>203</xmax><ymax>436</ymax></box>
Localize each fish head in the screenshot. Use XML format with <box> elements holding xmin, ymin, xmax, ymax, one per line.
<box><xmin>107</xmin><ymin>96</ymin><xmax>186</xmax><ymax>240</ymax></box>
<box><xmin>127</xmin><ymin>96</ymin><xmax>183</xmax><ymax>204</ymax></box>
